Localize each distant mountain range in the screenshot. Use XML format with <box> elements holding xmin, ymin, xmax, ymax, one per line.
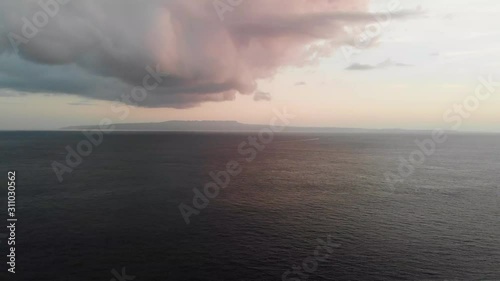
<box><xmin>61</xmin><ymin>120</ymin><xmax>417</xmax><ymax>133</ymax></box>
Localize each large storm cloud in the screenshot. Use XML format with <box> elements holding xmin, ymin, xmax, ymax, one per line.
<box><xmin>0</xmin><ymin>0</ymin><xmax>406</xmax><ymax>108</ymax></box>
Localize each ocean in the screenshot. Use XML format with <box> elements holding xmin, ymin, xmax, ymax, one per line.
<box><xmin>0</xmin><ymin>131</ymin><xmax>499</xmax><ymax>281</ymax></box>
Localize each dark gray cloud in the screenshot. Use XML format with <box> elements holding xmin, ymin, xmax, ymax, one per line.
<box><xmin>0</xmin><ymin>0</ymin><xmax>415</xmax><ymax>108</ymax></box>
<box><xmin>253</xmin><ymin>91</ymin><xmax>272</xmax><ymax>102</ymax></box>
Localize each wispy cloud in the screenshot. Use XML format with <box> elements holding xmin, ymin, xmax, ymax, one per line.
<box><xmin>68</xmin><ymin>100</ymin><xmax>97</xmax><ymax>106</ymax></box>
<box><xmin>345</xmin><ymin>59</ymin><xmax>413</xmax><ymax>71</ymax></box>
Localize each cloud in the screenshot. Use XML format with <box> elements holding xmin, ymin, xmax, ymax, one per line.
<box><xmin>295</xmin><ymin>81</ymin><xmax>307</xmax><ymax>86</ymax></box>
<box><xmin>345</xmin><ymin>59</ymin><xmax>413</xmax><ymax>70</ymax></box>
<box><xmin>68</xmin><ymin>100</ymin><xmax>97</xmax><ymax>106</ymax></box>
<box><xmin>0</xmin><ymin>89</ymin><xmax>27</xmax><ymax>97</ymax></box>
<box><xmin>345</xmin><ymin>63</ymin><xmax>377</xmax><ymax>71</ymax></box>
<box><xmin>254</xmin><ymin>91</ymin><xmax>272</xmax><ymax>102</ymax></box>
<box><xmin>0</xmin><ymin>0</ymin><xmax>413</xmax><ymax>108</ymax></box>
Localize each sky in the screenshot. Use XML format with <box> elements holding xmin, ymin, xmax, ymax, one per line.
<box><xmin>0</xmin><ymin>0</ymin><xmax>499</xmax><ymax>131</ymax></box>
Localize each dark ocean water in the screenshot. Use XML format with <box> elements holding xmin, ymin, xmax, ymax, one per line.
<box><xmin>0</xmin><ymin>131</ymin><xmax>499</xmax><ymax>281</ymax></box>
